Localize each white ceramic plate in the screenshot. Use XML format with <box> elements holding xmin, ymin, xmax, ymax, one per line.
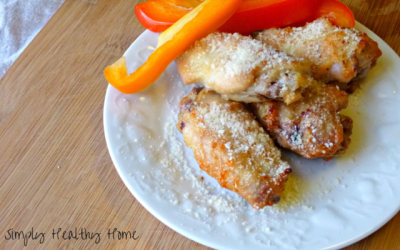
<box><xmin>104</xmin><ymin>23</ymin><xmax>400</xmax><ymax>250</ymax></box>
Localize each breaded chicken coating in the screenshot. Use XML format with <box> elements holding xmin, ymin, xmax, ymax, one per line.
<box><xmin>176</xmin><ymin>32</ymin><xmax>316</xmax><ymax>104</ymax></box>
<box><xmin>254</xmin><ymin>17</ymin><xmax>382</xmax><ymax>92</ymax></box>
<box><xmin>252</xmin><ymin>85</ymin><xmax>353</xmax><ymax>159</ymax></box>
<box><xmin>177</xmin><ymin>87</ymin><xmax>292</xmax><ymax>209</ymax></box>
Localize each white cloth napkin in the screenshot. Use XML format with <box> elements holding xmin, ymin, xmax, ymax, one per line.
<box><xmin>0</xmin><ymin>0</ymin><xmax>64</xmax><ymax>79</ymax></box>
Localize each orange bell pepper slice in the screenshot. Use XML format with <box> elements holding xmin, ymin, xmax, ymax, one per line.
<box><xmin>105</xmin><ymin>0</ymin><xmax>242</xmax><ymax>94</ymax></box>
<box><xmin>135</xmin><ymin>0</ymin><xmax>355</xmax><ymax>34</ymax></box>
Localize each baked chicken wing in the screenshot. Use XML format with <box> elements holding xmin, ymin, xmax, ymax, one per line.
<box><xmin>254</xmin><ymin>16</ymin><xmax>382</xmax><ymax>92</ymax></box>
<box><xmin>176</xmin><ymin>32</ymin><xmax>317</xmax><ymax>104</ymax></box>
<box><xmin>177</xmin><ymin>87</ymin><xmax>292</xmax><ymax>209</ymax></box>
<box><xmin>252</xmin><ymin>85</ymin><xmax>353</xmax><ymax>159</ymax></box>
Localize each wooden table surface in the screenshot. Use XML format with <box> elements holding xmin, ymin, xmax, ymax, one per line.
<box><xmin>0</xmin><ymin>0</ymin><xmax>399</xmax><ymax>249</ymax></box>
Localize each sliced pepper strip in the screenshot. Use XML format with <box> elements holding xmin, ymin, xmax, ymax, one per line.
<box><xmin>135</xmin><ymin>0</ymin><xmax>355</xmax><ymax>34</ymax></box>
<box><xmin>219</xmin><ymin>0</ymin><xmax>321</xmax><ymax>34</ymax></box>
<box><xmin>134</xmin><ymin>0</ymin><xmax>201</xmax><ymax>33</ymax></box>
<box><xmin>312</xmin><ymin>0</ymin><xmax>355</xmax><ymax>27</ymax></box>
<box><xmin>105</xmin><ymin>0</ymin><xmax>242</xmax><ymax>94</ymax></box>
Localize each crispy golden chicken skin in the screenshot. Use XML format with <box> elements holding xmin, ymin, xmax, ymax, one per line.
<box><xmin>252</xmin><ymin>85</ymin><xmax>353</xmax><ymax>159</ymax></box>
<box><xmin>176</xmin><ymin>32</ymin><xmax>317</xmax><ymax>104</ymax></box>
<box><xmin>177</xmin><ymin>88</ymin><xmax>292</xmax><ymax>209</ymax></box>
<box><xmin>254</xmin><ymin>17</ymin><xmax>382</xmax><ymax>92</ymax></box>
<box><xmin>336</xmin><ymin>115</ymin><xmax>353</xmax><ymax>157</ymax></box>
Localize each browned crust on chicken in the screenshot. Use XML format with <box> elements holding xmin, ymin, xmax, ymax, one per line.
<box><xmin>254</xmin><ymin>16</ymin><xmax>382</xmax><ymax>92</ymax></box>
<box><xmin>178</xmin><ymin>88</ymin><xmax>291</xmax><ymax>209</ymax></box>
<box><xmin>176</xmin><ymin>32</ymin><xmax>316</xmax><ymax>104</ymax></box>
<box><xmin>252</xmin><ymin>85</ymin><xmax>352</xmax><ymax>159</ymax></box>
<box><xmin>335</xmin><ymin>114</ymin><xmax>353</xmax><ymax>156</ymax></box>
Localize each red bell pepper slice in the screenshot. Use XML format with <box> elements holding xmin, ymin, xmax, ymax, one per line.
<box><xmin>312</xmin><ymin>0</ymin><xmax>355</xmax><ymax>27</ymax></box>
<box><xmin>135</xmin><ymin>0</ymin><xmax>355</xmax><ymax>34</ymax></box>
<box><xmin>134</xmin><ymin>0</ymin><xmax>202</xmax><ymax>33</ymax></box>
<box><xmin>219</xmin><ymin>0</ymin><xmax>321</xmax><ymax>34</ymax></box>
